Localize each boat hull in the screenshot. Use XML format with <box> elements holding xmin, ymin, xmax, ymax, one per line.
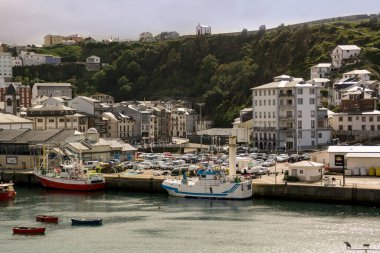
<box><xmin>161</xmin><ymin>179</ymin><xmax>253</xmax><ymax>200</ymax></box>
<box><xmin>36</xmin><ymin>215</ymin><xmax>59</xmax><ymax>223</ymax></box>
<box><xmin>13</xmin><ymin>227</ymin><xmax>46</xmax><ymax>235</ymax></box>
<box><xmin>0</xmin><ymin>191</ymin><xmax>16</xmax><ymax>201</ymax></box>
<box><xmin>35</xmin><ymin>174</ymin><xmax>105</xmax><ymax>191</ymax></box>
<box><xmin>71</xmin><ymin>218</ymin><xmax>102</xmax><ymax>226</ymax></box>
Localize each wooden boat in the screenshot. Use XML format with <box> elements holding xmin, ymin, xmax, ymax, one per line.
<box><xmin>0</xmin><ymin>183</ymin><xmax>16</xmax><ymax>201</ymax></box>
<box><xmin>13</xmin><ymin>227</ymin><xmax>46</xmax><ymax>235</ymax></box>
<box><xmin>36</xmin><ymin>215</ymin><xmax>59</xmax><ymax>223</ymax></box>
<box><xmin>71</xmin><ymin>218</ymin><xmax>102</xmax><ymax>226</ymax></box>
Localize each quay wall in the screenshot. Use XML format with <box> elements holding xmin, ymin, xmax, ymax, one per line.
<box><xmin>3</xmin><ymin>170</ymin><xmax>380</xmax><ymax>205</ymax></box>
<box><xmin>253</xmin><ymin>183</ymin><xmax>380</xmax><ymax>205</ymax></box>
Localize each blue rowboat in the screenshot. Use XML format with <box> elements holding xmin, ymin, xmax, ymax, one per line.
<box><xmin>71</xmin><ymin>218</ymin><xmax>102</xmax><ymax>226</ymax></box>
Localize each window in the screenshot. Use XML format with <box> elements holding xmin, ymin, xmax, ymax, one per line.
<box><xmin>273</xmin><ymin>112</ymin><xmax>275</xmax><ymax>118</ymax></box>
<box><xmin>362</xmin><ymin>117</ymin><xmax>366</xmax><ymax>122</ymax></box>
<box><xmin>73</xmin><ymin>119</ymin><xmax>77</xmax><ymax>122</ymax></box>
<box><xmin>362</xmin><ymin>125</ymin><xmax>366</xmax><ymax>130</ymax></box>
<box><xmin>311</xmin><ymin>131</ymin><xmax>315</xmax><ymax>138</ymax></box>
<box><xmin>255</xmin><ymin>112</ymin><xmax>257</xmax><ymax>118</ymax></box>
<box><xmin>339</xmin><ymin>125</ymin><xmax>343</xmax><ymax>130</ymax></box>
<box><xmin>348</xmin><ymin>125</ymin><xmax>352</xmax><ymax>131</ymax></box>
<box><xmin>263</xmin><ymin>100</ymin><xmax>266</xmax><ymax>106</ymax></box>
<box><xmin>264</xmin><ymin>112</ymin><xmax>266</xmax><ymax>118</ymax></box>
<box><xmin>348</xmin><ymin>117</ymin><xmax>352</xmax><ymax>122</ymax></box>
<box><xmin>264</xmin><ymin>90</ymin><xmax>266</xmax><ymax>96</ymax></box>
<box><xmin>37</xmin><ymin>119</ymin><xmax>43</xmax><ymax>122</ymax></box>
<box><xmin>311</xmin><ymin>120</ymin><xmax>315</xmax><ymax>129</ymax></box>
<box><xmin>259</xmin><ymin>112</ymin><xmax>262</xmax><ymax>118</ymax></box>
<box><xmin>309</xmin><ymin>88</ymin><xmax>315</xmax><ymax>95</ymax></box>
<box><xmin>369</xmin><ymin>116</ymin><xmax>373</xmax><ymax>122</ymax></box>
<box><xmin>298</xmin><ymin>120</ymin><xmax>302</xmax><ymax>129</ymax></box>
<box><xmin>299</xmin><ymin>170</ymin><xmax>304</xmax><ymax>174</ymax></box>
<box><xmin>309</xmin><ymin>98</ymin><xmax>315</xmax><ymax>105</ymax></box>
<box><xmin>298</xmin><ymin>111</ymin><xmax>302</xmax><ymax>118</ymax></box>
<box><xmin>255</xmin><ymin>100</ymin><xmax>257</xmax><ymax>106</ymax></box>
<box><xmin>298</xmin><ymin>131</ymin><xmax>302</xmax><ymax>138</ymax></box>
<box><xmin>255</xmin><ymin>91</ymin><xmax>257</xmax><ymax>96</ymax></box>
<box><xmin>59</xmin><ymin>119</ymin><xmax>64</xmax><ymax>122</ymax></box>
<box><xmin>371</xmin><ymin>125</ymin><xmax>375</xmax><ymax>131</ymax></box>
<box><xmin>339</xmin><ymin>117</ymin><xmax>343</xmax><ymax>122</ymax></box>
<box><xmin>273</xmin><ymin>99</ymin><xmax>275</xmax><ymax>105</ymax></box>
<box><xmin>268</xmin><ymin>100</ymin><xmax>271</xmax><ymax>105</ymax></box>
<box><xmin>298</xmin><ymin>98</ymin><xmax>303</xmax><ymax>105</ymax></box>
<box><xmin>377</xmin><ymin>116</ymin><xmax>380</xmax><ymax>121</ymax></box>
<box><xmin>259</xmin><ymin>100</ymin><xmax>262</xmax><ymax>106</ymax></box>
<box><xmin>297</xmin><ymin>88</ymin><xmax>303</xmax><ymax>95</ymax></box>
<box><xmin>311</xmin><ymin>110</ymin><xmax>315</xmax><ymax>118</ymax></box>
<box><xmin>49</xmin><ymin>119</ymin><xmax>54</xmax><ymax>122</ymax></box>
<box><xmin>318</xmin><ymin>133</ymin><xmax>322</xmax><ymax>138</ymax></box>
<box><xmin>259</xmin><ymin>91</ymin><xmax>262</xmax><ymax>96</ymax></box>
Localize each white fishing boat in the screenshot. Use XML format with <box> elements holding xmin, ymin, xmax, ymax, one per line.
<box><xmin>161</xmin><ymin>136</ymin><xmax>253</xmax><ymax>199</ymax></box>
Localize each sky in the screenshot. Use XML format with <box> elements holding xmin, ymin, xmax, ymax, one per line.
<box><xmin>1</xmin><ymin>0</ymin><xmax>379</xmax><ymax>45</ymax></box>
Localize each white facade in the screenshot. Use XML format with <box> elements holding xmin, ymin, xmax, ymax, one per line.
<box><xmin>68</xmin><ymin>96</ymin><xmax>99</xmax><ymax>115</ymax></box>
<box><xmin>0</xmin><ymin>112</ymin><xmax>33</xmax><ymax>130</ymax></box>
<box><xmin>196</xmin><ymin>24</ymin><xmax>211</xmax><ymax>35</ymax></box>
<box><xmin>310</xmin><ymin>63</ymin><xmax>332</xmax><ymax>79</ymax></box>
<box><xmin>342</xmin><ymin>70</ymin><xmax>371</xmax><ymax>81</ymax></box>
<box><xmin>32</xmin><ymin>83</ymin><xmax>72</xmax><ymax>99</ymax></box>
<box><xmin>20</xmin><ymin>51</ymin><xmax>46</xmax><ymax>66</ymax></box>
<box><xmin>288</xmin><ymin>161</ymin><xmax>324</xmax><ymax>182</ymax></box>
<box><xmin>251</xmin><ymin>76</ymin><xmax>331</xmax><ymax>151</ymax></box>
<box><xmin>11</xmin><ymin>56</ymin><xmax>23</xmax><ymax>67</ymax></box>
<box><xmin>0</xmin><ymin>52</ymin><xmax>12</xmax><ymax>78</ymax></box>
<box><xmin>330</xmin><ymin>45</ymin><xmax>361</xmax><ymax>68</ymax></box>
<box><xmin>86</xmin><ymin>55</ymin><xmax>100</xmax><ymax>63</ymax></box>
<box><xmin>330</xmin><ymin>111</ymin><xmax>380</xmax><ymax>132</ymax></box>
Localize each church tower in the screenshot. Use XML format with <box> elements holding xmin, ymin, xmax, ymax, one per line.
<box><xmin>4</xmin><ymin>83</ymin><xmax>20</xmax><ymax>115</ymax></box>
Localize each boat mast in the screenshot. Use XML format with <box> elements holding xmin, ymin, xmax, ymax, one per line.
<box><xmin>228</xmin><ymin>136</ymin><xmax>237</xmax><ymax>180</ymax></box>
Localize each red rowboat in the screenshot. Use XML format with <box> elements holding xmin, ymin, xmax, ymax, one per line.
<box><xmin>36</xmin><ymin>215</ymin><xmax>59</xmax><ymax>223</ymax></box>
<box><xmin>0</xmin><ymin>183</ymin><xmax>16</xmax><ymax>201</ymax></box>
<box><xmin>13</xmin><ymin>227</ymin><xmax>46</xmax><ymax>235</ymax></box>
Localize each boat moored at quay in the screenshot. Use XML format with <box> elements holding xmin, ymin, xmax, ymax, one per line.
<box><xmin>0</xmin><ymin>182</ymin><xmax>17</xmax><ymax>201</ymax></box>
<box><xmin>161</xmin><ymin>136</ymin><xmax>253</xmax><ymax>199</ymax></box>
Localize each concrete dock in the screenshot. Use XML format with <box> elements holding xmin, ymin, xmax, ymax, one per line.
<box><xmin>2</xmin><ymin>169</ymin><xmax>380</xmax><ymax>205</ymax></box>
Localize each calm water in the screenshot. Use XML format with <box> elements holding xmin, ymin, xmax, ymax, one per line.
<box><xmin>1</xmin><ymin>186</ymin><xmax>380</xmax><ymax>253</ymax></box>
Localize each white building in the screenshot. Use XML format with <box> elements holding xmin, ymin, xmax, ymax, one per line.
<box><xmin>0</xmin><ymin>112</ymin><xmax>33</xmax><ymax>130</ymax></box>
<box><xmin>19</xmin><ymin>51</ymin><xmax>61</xmax><ymax>66</ymax></box>
<box><xmin>196</xmin><ymin>24</ymin><xmax>211</xmax><ymax>35</ymax></box>
<box><xmin>251</xmin><ymin>75</ymin><xmax>331</xmax><ymax>151</ymax></box>
<box><xmin>288</xmin><ymin>161</ymin><xmax>324</xmax><ymax>182</ymax></box>
<box><xmin>342</xmin><ymin>69</ymin><xmax>371</xmax><ymax>81</ymax></box>
<box><xmin>330</xmin><ymin>45</ymin><xmax>361</xmax><ymax>68</ymax></box>
<box><xmin>310</xmin><ymin>63</ymin><xmax>332</xmax><ymax>79</ymax></box>
<box><xmin>32</xmin><ymin>83</ymin><xmax>72</xmax><ymax>99</ymax></box>
<box><xmin>11</xmin><ymin>56</ymin><xmax>23</xmax><ymax>67</ymax></box>
<box><xmin>0</xmin><ymin>52</ymin><xmax>12</xmax><ymax>79</ymax></box>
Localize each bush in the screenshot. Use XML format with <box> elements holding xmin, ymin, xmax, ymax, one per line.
<box><xmin>285</xmin><ymin>175</ymin><xmax>300</xmax><ymax>182</ymax></box>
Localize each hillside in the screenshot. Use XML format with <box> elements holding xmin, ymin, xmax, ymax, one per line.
<box><xmin>12</xmin><ymin>15</ymin><xmax>380</xmax><ymax>127</ymax></box>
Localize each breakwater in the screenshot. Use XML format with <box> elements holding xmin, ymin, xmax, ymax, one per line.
<box><xmin>3</xmin><ymin>170</ymin><xmax>380</xmax><ymax>205</ymax></box>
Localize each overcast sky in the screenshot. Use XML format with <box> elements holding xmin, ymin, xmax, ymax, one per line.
<box><xmin>1</xmin><ymin>0</ymin><xmax>379</xmax><ymax>45</ymax></box>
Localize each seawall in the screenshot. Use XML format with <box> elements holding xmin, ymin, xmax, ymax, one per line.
<box><xmin>3</xmin><ymin>170</ymin><xmax>380</xmax><ymax>205</ymax></box>
<box><xmin>253</xmin><ymin>183</ymin><xmax>380</xmax><ymax>205</ymax></box>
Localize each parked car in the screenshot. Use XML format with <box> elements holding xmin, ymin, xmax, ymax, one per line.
<box><xmin>83</xmin><ymin>161</ymin><xmax>99</xmax><ymax>169</ymax></box>
<box><xmin>288</xmin><ymin>154</ymin><xmax>300</xmax><ymax>163</ymax></box>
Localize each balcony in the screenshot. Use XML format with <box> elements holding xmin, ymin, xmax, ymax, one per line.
<box><xmin>279</xmin><ymin>104</ymin><xmax>294</xmax><ymax>110</ymax></box>
<box><xmin>279</xmin><ymin>116</ymin><xmax>294</xmax><ymax>121</ymax></box>
<box><xmin>279</xmin><ymin>127</ymin><xmax>294</xmax><ymax>131</ymax></box>
<box><xmin>278</xmin><ymin>93</ymin><xmax>294</xmax><ymax>97</ymax></box>
<box><xmin>253</xmin><ymin>127</ymin><xmax>276</xmax><ymax>131</ymax></box>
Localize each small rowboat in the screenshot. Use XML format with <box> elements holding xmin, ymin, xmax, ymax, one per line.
<box><xmin>71</xmin><ymin>218</ymin><xmax>102</xmax><ymax>226</ymax></box>
<box><xmin>36</xmin><ymin>215</ymin><xmax>59</xmax><ymax>223</ymax></box>
<box><xmin>13</xmin><ymin>227</ymin><xmax>46</xmax><ymax>235</ymax></box>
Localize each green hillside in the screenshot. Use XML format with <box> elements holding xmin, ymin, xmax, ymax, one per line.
<box><xmin>13</xmin><ymin>16</ymin><xmax>380</xmax><ymax>127</ymax></box>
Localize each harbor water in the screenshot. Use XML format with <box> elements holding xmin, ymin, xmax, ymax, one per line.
<box><xmin>1</xmin><ymin>186</ymin><xmax>380</xmax><ymax>253</ymax></box>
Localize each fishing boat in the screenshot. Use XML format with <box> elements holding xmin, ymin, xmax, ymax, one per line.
<box><xmin>71</xmin><ymin>218</ymin><xmax>102</xmax><ymax>226</ymax></box>
<box><xmin>33</xmin><ymin>147</ymin><xmax>105</xmax><ymax>191</ymax></box>
<box><xmin>36</xmin><ymin>215</ymin><xmax>59</xmax><ymax>223</ymax></box>
<box><xmin>161</xmin><ymin>136</ymin><xmax>253</xmax><ymax>200</ymax></box>
<box><xmin>0</xmin><ymin>182</ymin><xmax>16</xmax><ymax>201</ymax></box>
<box><xmin>13</xmin><ymin>227</ymin><xmax>46</xmax><ymax>235</ymax></box>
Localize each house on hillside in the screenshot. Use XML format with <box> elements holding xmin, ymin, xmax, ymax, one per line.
<box><xmin>330</xmin><ymin>45</ymin><xmax>361</xmax><ymax>68</ymax></box>
<box><xmin>310</xmin><ymin>63</ymin><xmax>332</xmax><ymax>79</ymax></box>
<box><xmin>196</xmin><ymin>24</ymin><xmax>211</xmax><ymax>35</ymax></box>
<box><xmin>342</xmin><ymin>69</ymin><xmax>371</xmax><ymax>81</ymax></box>
<box><xmin>86</xmin><ymin>55</ymin><xmax>101</xmax><ymax>71</ymax></box>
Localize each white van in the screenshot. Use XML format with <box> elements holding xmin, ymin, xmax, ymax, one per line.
<box><xmin>83</xmin><ymin>161</ymin><xmax>99</xmax><ymax>169</ymax></box>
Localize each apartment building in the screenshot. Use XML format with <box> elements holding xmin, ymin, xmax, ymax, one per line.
<box><xmin>0</xmin><ymin>52</ymin><xmax>12</xmax><ymax>79</ymax></box>
<box><xmin>251</xmin><ymin>75</ymin><xmax>331</xmax><ymax>151</ymax></box>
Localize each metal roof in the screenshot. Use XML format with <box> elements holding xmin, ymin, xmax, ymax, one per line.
<box><xmin>337</xmin><ymin>45</ymin><xmax>361</xmax><ymax>51</ymax></box>
<box><xmin>288</xmin><ymin>161</ymin><xmax>324</xmax><ymax>167</ymax></box>
<box><xmin>0</xmin><ymin>113</ymin><xmax>33</xmax><ymax>124</ymax></box>
<box><xmin>345</xmin><ymin>153</ymin><xmax>380</xmax><ymax>158</ymax></box>
<box><xmin>327</xmin><ymin>146</ymin><xmax>380</xmax><ymax>153</ymax></box>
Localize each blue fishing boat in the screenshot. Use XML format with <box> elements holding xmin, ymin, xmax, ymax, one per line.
<box><xmin>71</xmin><ymin>218</ymin><xmax>102</xmax><ymax>226</ymax></box>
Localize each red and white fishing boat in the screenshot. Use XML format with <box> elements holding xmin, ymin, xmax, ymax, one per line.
<box><xmin>34</xmin><ymin>147</ymin><xmax>105</xmax><ymax>191</ymax></box>
<box><xmin>0</xmin><ymin>182</ymin><xmax>16</xmax><ymax>201</ymax></box>
<box><xmin>34</xmin><ymin>162</ymin><xmax>105</xmax><ymax>191</ymax></box>
<box><xmin>13</xmin><ymin>227</ymin><xmax>46</xmax><ymax>235</ymax></box>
